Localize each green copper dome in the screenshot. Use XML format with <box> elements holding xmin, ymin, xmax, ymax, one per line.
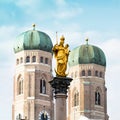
<box><xmin>68</xmin><ymin>43</ymin><xmax>106</xmax><ymax>67</ymax></box>
<box><xmin>13</xmin><ymin>29</ymin><xmax>53</xmax><ymax>53</ymax></box>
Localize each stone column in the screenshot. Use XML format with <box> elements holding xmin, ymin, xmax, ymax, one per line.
<box><xmin>49</xmin><ymin>77</ymin><xmax>72</xmax><ymax>120</ymax></box>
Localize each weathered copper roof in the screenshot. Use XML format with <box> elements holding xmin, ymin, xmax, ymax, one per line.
<box><xmin>13</xmin><ymin>30</ymin><xmax>53</xmax><ymax>53</ymax></box>
<box><xmin>68</xmin><ymin>44</ymin><xmax>106</xmax><ymax>67</ymax></box>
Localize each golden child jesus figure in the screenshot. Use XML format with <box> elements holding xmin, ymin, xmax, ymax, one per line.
<box><xmin>52</xmin><ymin>35</ymin><xmax>70</xmax><ymax>77</ymax></box>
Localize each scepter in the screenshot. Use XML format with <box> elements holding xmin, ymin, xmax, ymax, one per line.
<box><xmin>56</xmin><ymin>31</ymin><xmax>58</xmax><ymax>44</ymax></box>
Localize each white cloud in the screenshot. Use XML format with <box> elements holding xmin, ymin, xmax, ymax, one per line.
<box><xmin>83</xmin><ymin>31</ymin><xmax>101</xmax><ymax>42</ymax></box>
<box><xmin>14</xmin><ymin>0</ymin><xmax>83</xmax><ymax>23</ymax></box>
<box><xmin>0</xmin><ymin>26</ymin><xmax>16</xmax><ymax>61</ymax></box>
<box><xmin>101</xmin><ymin>38</ymin><xmax>120</xmax><ymax>65</ymax></box>
<box><xmin>0</xmin><ymin>26</ymin><xmax>16</xmax><ymax>120</ymax></box>
<box><xmin>0</xmin><ymin>25</ymin><xmax>29</xmax><ymax>64</ymax></box>
<box><xmin>54</xmin><ymin>7</ymin><xmax>83</xmax><ymax>19</ymax></box>
<box><xmin>0</xmin><ymin>26</ymin><xmax>16</xmax><ymax>39</ymax></box>
<box><xmin>54</xmin><ymin>0</ymin><xmax>83</xmax><ymax>20</ymax></box>
<box><xmin>53</xmin><ymin>0</ymin><xmax>83</xmax><ymax>20</ymax></box>
<box><xmin>14</xmin><ymin>0</ymin><xmax>42</xmax><ymax>17</ymax></box>
<box><xmin>99</xmin><ymin>38</ymin><xmax>120</xmax><ymax>120</ymax></box>
<box><xmin>105</xmin><ymin>64</ymin><xmax>120</xmax><ymax>120</ymax></box>
<box><xmin>54</xmin><ymin>0</ymin><xmax>66</xmax><ymax>6</ymax></box>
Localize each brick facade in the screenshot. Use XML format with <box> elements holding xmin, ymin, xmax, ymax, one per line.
<box><xmin>12</xmin><ymin>50</ymin><xmax>54</xmax><ymax>120</ymax></box>
<box><xmin>67</xmin><ymin>64</ymin><xmax>109</xmax><ymax>120</ymax></box>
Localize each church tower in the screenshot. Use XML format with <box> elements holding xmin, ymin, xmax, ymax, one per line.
<box><xmin>12</xmin><ymin>25</ymin><xmax>54</xmax><ymax>120</ymax></box>
<box><xmin>67</xmin><ymin>40</ymin><xmax>109</xmax><ymax>120</ymax></box>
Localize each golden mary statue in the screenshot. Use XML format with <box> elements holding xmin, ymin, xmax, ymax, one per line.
<box><xmin>52</xmin><ymin>35</ymin><xmax>70</xmax><ymax>77</ymax></box>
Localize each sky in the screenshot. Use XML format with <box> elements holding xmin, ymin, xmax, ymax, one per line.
<box><xmin>0</xmin><ymin>0</ymin><xmax>120</xmax><ymax>120</ymax></box>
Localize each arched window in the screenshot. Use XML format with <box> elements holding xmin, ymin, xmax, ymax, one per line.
<box><xmin>95</xmin><ymin>70</ymin><xmax>98</xmax><ymax>76</ymax></box>
<box><xmin>100</xmin><ymin>72</ymin><xmax>103</xmax><ymax>77</ymax></box>
<box><xmin>19</xmin><ymin>81</ymin><xmax>22</xmax><ymax>94</ymax></box>
<box><xmin>17</xmin><ymin>75</ymin><xmax>23</xmax><ymax>95</ymax></box>
<box><xmin>95</xmin><ymin>91</ymin><xmax>101</xmax><ymax>105</ymax></box>
<box><xmin>76</xmin><ymin>92</ymin><xmax>79</xmax><ymax>105</ymax></box>
<box><xmin>16</xmin><ymin>114</ymin><xmax>22</xmax><ymax>120</ymax></box>
<box><xmin>39</xmin><ymin>111</ymin><xmax>50</xmax><ymax>120</ymax></box>
<box><xmin>16</xmin><ymin>59</ymin><xmax>19</xmax><ymax>65</ymax></box>
<box><xmin>40</xmin><ymin>79</ymin><xmax>46</xmax><ymax>94</ymax></box>
<box><xmin>45</xmin><ymin>58</ymin><xmax>48</xmax><ymax>64</ymax></box>
<box><xmin>40</xmin><ymin>56</ymin><xmax>43</xmax><ymax>63</ymax></box>
<box><xmin>26</xmin><ymin>56</ymin><xmax>30</xmax><ymax>63</ymax></box>
<box><xmin>82</xmin><ymin>70</ymin><xmax>85</xmax><ymax>76</ymax></box>
<box><xmin>88</xmin><ymin>70</ymin><xmax>91</xmax><ymax>76</ymax></box>
<box><xmin>73</xmin><ymin>90</ymin><xmax>79</xmax><ymax>106</ymax></box>
<box><xmin>18</xmin><ymin>80</ymin><xmax>23</xmax><ymax>94</ymax></box>
<box><xmin>32</xmin><ymin>56</ymin><xmax>36</xmax><ymax>62</ymax></box>
<box><xmin>20</xmin><ymin>57</ymin><xmax>23</xmax><ymax>63</ymax></box>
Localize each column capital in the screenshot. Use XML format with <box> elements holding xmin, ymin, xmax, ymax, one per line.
<box><xmin>49</xmin><ymin>77</ymin><xmax>72</xmax><ymax>94</ymax></box>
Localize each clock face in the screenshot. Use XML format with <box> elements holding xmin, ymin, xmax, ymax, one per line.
<box><xmin>39</xmin><ymin>111</ymin><xmax>50</xmax><ymax>120</ymax></box>
<box><xmin>40</xmin><ymin>113</ymin><xmax>48</xmax><ymax>120</ymax></box>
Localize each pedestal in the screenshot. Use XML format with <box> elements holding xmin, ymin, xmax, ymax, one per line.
<box><xmin>49</xmin><ymin>77</ymin><xmax>72</xmax><ymax>120</ymax></box>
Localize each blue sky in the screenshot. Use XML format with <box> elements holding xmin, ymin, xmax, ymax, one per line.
<box><xmin>0</xmin><ymin>0</ymin><xmax>120</xmax><ymax>120</ymax></box>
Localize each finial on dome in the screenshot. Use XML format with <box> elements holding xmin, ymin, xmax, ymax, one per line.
<box><xmin>32</xmin><ymin>24</ymin><xmax>36</xmax><ymax>30</ymax></box>
<box><xmin>85</xmin><ymin>38</ymin><xmax>89</xmax><ymax>45</ymax></box>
